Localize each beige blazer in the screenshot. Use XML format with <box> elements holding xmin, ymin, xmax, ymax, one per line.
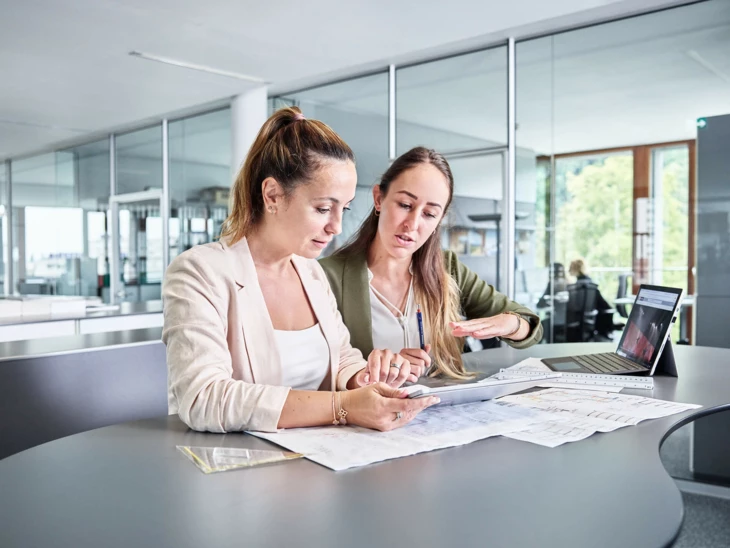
<box><xmin>162</xmin><ymin>237</ymin><xmax>366</xmax><ymax>433</ymax></box>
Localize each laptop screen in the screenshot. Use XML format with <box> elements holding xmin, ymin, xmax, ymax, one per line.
<box><xmin>615</xmin><ymin>286</ymin><xmax>682</xmax><ymax>368</ymax></box>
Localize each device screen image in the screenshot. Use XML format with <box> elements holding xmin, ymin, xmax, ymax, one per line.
<box><xmin>616</xmin><ymin>286</ymin><xmax>682</xmax><ymax>368</ymax></box>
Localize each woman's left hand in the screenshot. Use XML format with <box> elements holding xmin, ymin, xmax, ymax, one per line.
<box><xmin>449</xmin><ymin>313</ymin><xmax>523</xmax><ymax>340</ymax></box>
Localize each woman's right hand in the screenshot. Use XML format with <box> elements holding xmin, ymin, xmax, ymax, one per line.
<box><xmin>357</xmin><ymin>349</ymin><xmax>415</xmax><ymax>387</ymax></box>
<box><xmin>340</xmin><ymin>383</ymin><xmax>440</xmax><ymax>432</ymax></box>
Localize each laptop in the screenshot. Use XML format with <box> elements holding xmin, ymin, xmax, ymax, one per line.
<box><xmin>541</xmin><ymin>284</ymin><xmax>683</xmax><ymax>376</ymax></box>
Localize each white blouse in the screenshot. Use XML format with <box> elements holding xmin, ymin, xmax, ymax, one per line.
<box><xmin>368</xmin><ymin>268</ymin><xmax>426</xmax><ymax>353</ymax></box>
<box><xmin>274</xmin><ymin>323</ymin><xmax>330</xmax><ymax>390</ymax></box>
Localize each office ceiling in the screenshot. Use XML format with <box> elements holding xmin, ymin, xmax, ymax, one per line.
<box><xmin>302</xmin><ymin>0</ymin><xmax>730</xmax><ymax>155</ymax></box>
<box><xmin>0</xmin><ymin>0</ymin><xmax>687</xmax><ymax>162</ymax></box>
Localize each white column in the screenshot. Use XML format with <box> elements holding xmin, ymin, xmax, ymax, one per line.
<box><xmin>231</xmin><ymin>87</ymin><xmax>269</xmax><ymax>178</ymax></box>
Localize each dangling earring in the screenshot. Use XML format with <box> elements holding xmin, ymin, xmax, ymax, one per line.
<box><xmin>374</xmin><ymin>209</ymin><xmax>380</xmax><ymax>217</ymax></box>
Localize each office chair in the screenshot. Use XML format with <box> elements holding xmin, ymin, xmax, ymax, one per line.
<box><xmin>566</xmin><ymin>282</ymin><xmax>599</xmax><ymax>342</ymax></box>
<box><xmin>616</xmin><ymin>274</ymin><xmax>630</xmax><ymax>319</ymax></box>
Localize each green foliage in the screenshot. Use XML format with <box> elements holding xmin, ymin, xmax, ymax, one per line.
<box><xmin>555</xmin><ymin>154</ymin><xmax>634</xmax><ymax>301</ymax></box>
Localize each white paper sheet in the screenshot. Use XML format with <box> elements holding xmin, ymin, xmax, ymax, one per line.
<box><xmin>505</xmin><ymin>357</ymin><xmax>553</xmax><ymax>372</ymax></box>
<box><xmin>248</xmin><ymin>401</ymin><xmax>553</xmax><ymax>471</ymax></box>
<box><xmin>497</xmin><ymin>388</ymin><xmax>701</xmax><ymax>447</ymax></box>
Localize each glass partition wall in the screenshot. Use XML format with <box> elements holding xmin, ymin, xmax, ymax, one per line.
<box><xmin>5</xmin><ymin>108</ymin><xmax>232</xmax><ymax>303</ymax></box>
<box><xmin>268</xmin><ymin>0</ymin><xmax>728</xmax><ymax>345</ymax></box>
<box><xmin>515</xmin><ymin>0</ymin><xmax>729</xmax><ymax>344</ymax></box>
<box><xmin>397</xmin><ymin>48</ymin><xmax>510</xmax><ymax>299</ymax></box>
<box><xmin>10</xmin><ymin>147</ymin><xmax>109</xmax><ymax>300</ymax></box>
<box><xmin>4</xmin><ymin>1</ymin><xmax>725</xmax><ymax>317</ymax></box>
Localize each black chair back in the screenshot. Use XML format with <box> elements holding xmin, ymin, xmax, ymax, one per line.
<box><xmin>616</xmin><ymin>274</ymin><xmax>630</xmax><ymax>318</ymax></box>
<box><xmin>566</xmin><ymin>282</ymin><xmax>599</xmax><ymax>341</ymax></box>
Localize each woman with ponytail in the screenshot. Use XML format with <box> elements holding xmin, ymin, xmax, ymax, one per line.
<box><xmin>320</xmin><ymin>147</ymin><xmax>542</xmax><ymax>381</ymax></box>
<box><xmin>162</xmin><ymin>108</ymin><xmax>438</xmax><ymax>434</ymax></box>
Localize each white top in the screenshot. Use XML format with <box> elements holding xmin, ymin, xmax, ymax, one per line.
<box><xmin>274</xmin><ymin>323</ymin><xmax>330</xmax><ymax>390</ymax></box>
<box><xmin>368</xmin><ymin>268</ymin><xmax>426</xmax><ymax>353</ymax></box>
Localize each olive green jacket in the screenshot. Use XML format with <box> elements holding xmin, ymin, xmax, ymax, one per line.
<box><xmin>319</xmin><ymin>250</ymin><xmax>543</xmax><ymax>356</ymax></box>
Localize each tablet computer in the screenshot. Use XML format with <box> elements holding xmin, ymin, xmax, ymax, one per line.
<box><xmin>404</xmin><ymin>375</ymin><xmax>557</xmax><ymax>406</ymax></box>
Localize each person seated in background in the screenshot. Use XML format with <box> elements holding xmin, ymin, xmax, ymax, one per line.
<box><xmin>569</xmin><ymin>258</ymin><xmax>611</xmax><ymax>309</ymax></box>
<box><xmin>569</xmin><ymin>258</ymin><xmax>621</xmax><ymax>338</ymax></box>
<box><xmin>537</xmin><ymin>262</ymin><xmax>568</xmax><ymax>308</ymax></box>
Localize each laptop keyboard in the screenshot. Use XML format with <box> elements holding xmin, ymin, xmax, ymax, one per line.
<box><xmin>572</xmin><ymin>353</ymin><xmax>646</xmax><ymax>374</ymax></box>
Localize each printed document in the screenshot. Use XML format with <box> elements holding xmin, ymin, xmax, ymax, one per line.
<box><xmin>248</xmin><ymin>371</ymin><xmax>701</xmax><ymax>468</ymax></box>
<box><xmin>496</xmin><ymin>388</ymin><xmax>701</xmax><ymax>447</ymax></box>
<box><xmin>249</xmin><ymin>401</ymin><xmax>552</xmax><ymax>471</ymax></box>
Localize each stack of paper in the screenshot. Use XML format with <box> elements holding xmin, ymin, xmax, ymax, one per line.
<box><xmin>250</xmin><ymin>387</ymin><xmax>701</xmax><ymax>470</ymax></box>
<box><xmin>497</xmin><ymin>388</ymin><xmax>700</xmax><ymax>447</ymax></box>
<box><xmin>250</xmin><ymin>401</ymin><xmax>555</xmax><ymax>471</ymax></box>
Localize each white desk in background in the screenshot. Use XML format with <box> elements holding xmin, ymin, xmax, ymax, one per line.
<box><xmin>0</xmin><ymin>301</ymin><xmax>163</xmax><ymax>342</ymax></box>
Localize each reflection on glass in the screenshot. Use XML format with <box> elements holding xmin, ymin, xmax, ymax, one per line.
<box><xmin>514</xmin><ymin>0</ymin><xmax>730</xmax><ymax>343</ymax></box>
<box><xmin>396</xmin><ymin>47</ymin><xmax>507</xmax><ymax>155</ymax></box>
<box><xmin>651</xmin><ymin>146</ymin><xmax>689</xmax><ymax>290</ymax></box>
<box><xmin>115</xmin><ymin>125</ymin><xmax>162</xmax><ymax>194</ymax></box>
<box><xmin>273</xmin><ymin>73</ymin><xmax>389</xmax><ymax>250</ymax></box>
<box><xmin>0</xmin><ymin>162</ymin><xmax>7</xmax><ymax>293</ymax></box>
<box><xmin>652</xmin><ymin>145</ymin><xmax>690</xmax><ymax>343</ymax></box>
<box><xmin>169</xmin><ymin>109</ymin><xmax>231</xmax><ymax>259</ymax></box>
<box><xmin>515</xmin><ymin>36</ymin><xmax>554</xmax><ymax>341</ymax></box>
<box><xmin>111</xmin><ymin>199</ymin><xmax>163</xmax><ymax>303</ymax></box>
<box><xmin>11</xmin><ymin>142</ymin><xmax>110</xmax><ymax>299</ymax></box>
<box><xmin>555</xmin><ymin>152</ymin><xmax>634</xmax><ymax>304</ymax></box>
<box><xmin>112</xmin><ymin>125</ymin><xmax>165</xmax><ymax>302</ymax></box>
<box><xmin>443</xmin><ymin>154</ymin><xmax>504</xmax><ymax>291</ymax></box>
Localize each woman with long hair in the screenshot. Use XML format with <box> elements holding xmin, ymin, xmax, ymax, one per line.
<box><xmin>320</xmin><ymin>147</ymin><xmax>542</xmax><ymax>381</ymax></box>
<box><xmin>162</xmin><ymin>109</ymin><xmax>438</xmax><ymax>434</ymax></box>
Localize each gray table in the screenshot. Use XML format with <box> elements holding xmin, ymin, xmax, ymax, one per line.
<box><xmin>1</xmin><ymin>343</ymin><xmax>729</xmax><ymax>548</ymax></box>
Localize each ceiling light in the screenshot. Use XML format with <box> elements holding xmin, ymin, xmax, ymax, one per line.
<box><xmin>129</xmin><ymin>51</ymin><xmax>267</xmax><ymax>84</ymax></box>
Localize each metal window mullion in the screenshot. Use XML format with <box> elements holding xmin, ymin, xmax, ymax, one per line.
<box><xmin>503</xmin><ymin>37</ymin><xmax>517</xmax><ymax>300</ymax></box>
<box><xmin>109</xmin><ymin>134</ymin><xmax>120</xmax><ymax>304</ymax></box>
<box><xmin>548</xmin><ymin>36</ymin><xmax>557</xmax><ymax>343</ymax></box>
<box><xmin>388</xmin><ymin>65</ymin><xmax>396</xmax><ymax>161</ymax></box>
<box><xmin>4</xmin><ymin>160</ymin><xmax>12</xmax><ymax>296</ymax></box>
<box><xmin>162</xmin><ymin>119</ymin><xmax>170</xmax><ymax>270</ymax></box>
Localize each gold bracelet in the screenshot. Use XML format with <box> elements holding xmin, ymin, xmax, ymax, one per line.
<box><xmin>331</xmin><ymin>391</ymin><xmax>339</xmax><ymax>425</ymax></box>
<box><xmin>335</xmin><ymin>392</ymin><xmax>348</xmax><ymax>425</ymax></box>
